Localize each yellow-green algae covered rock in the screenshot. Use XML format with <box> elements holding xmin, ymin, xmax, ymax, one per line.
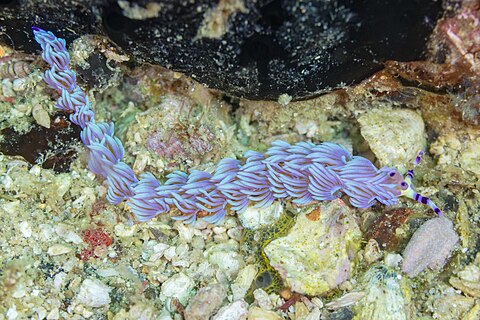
<box><xmin>354</xmin><ymin>265</ymin><xmax>412</xmax><ymax>320</ymax></box>
<box><xmin>263</xmin><ymin>199</ymin><xmax>362</xmax><ymax>296</ymax></box>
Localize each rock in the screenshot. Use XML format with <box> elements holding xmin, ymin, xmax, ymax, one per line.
<box><xmin>458</xmin><ymin>138</ymin><xmax>480</xmax><ymax>177</ymax></box>
<box><xmin>112</xmin><ymin>303</ymin><xmax>158</xmax><ymax>320</ymax></box>
<box><xmin>160</xmin><ymin>272</ymin><xmax>195</xmax><ymax>305</ymax></box>
<box><xmin>294</xmin><ymin>301</ymin><xmax>310</xmax><ymax>319</ymax></box>
<box><xmin>212</xmin><ymin>300</ymin><xmax>249</xmax><ymax>320</ymax></box>
<box><xmin>55</xmin><ymin>223</ymin><xmax>83</xmax><ymax>244</ymax></box>
<box><xmin>2</xmin><ymin>0</ymin><xmax>444</xmax><ymax>100</ymax></box>
<box><xmin>431</xmin><ymin>290</ymin><xmax>475</xmax><ymax>320</ymax></box>
<box><xmin>253</xmin><ymin>289</ymin><xmax>273</xmax><ymax>310</ymax></box>
<box><xmin>46</xmin><ymin>308</ymin><xmax>59</xmax><ymax>320</ymax></box>
<box><xmin>463</xmin><ymin>303</ymin><xmax>480</xmax><ymax>320</ymax></box>
<box><xmin>363</xmin><ymin>239</ymin><xmax>382</xmax><ymax>265</ymax></box>
<box><xmin>358</xmin><ymin>108</ymin><xmax>426</xmax><ymax>172</ymax></box>
<box><xmin>303</xmin><ymin>307</ymin><xmax>322</xmax><ymax>320</ymax></box>
<box><xmin>402</xmin><ymin>217</ymin><xmax>458</xmax><ymax>277</ymax></box>
<box><xmin>353</xmin><ymin>265</ymin><xmax>411</xmax><ymax>320</ymax></box>
<box><xmin>450</xmin><ymin>253</ymin><xmax>480</xmax><ymax>298</ymax></box>
<box><xmin>325</xmin><ymin>292</ymin><xmax>366</xmax><ymax>310</ymax></box>
<box><xmin>206</xmin><ymin>241</ymin><xmax>245</xmax><ymax>281</ymax></box>
<box><xmin>76</xmin><ymin>279</ymin><xmax>112</xmax><ymax>308</ymax></box>
<box><xmin>247</xmin><ymin>307</ymin><xmax>282</xmax><ymax>320</ymax></box>
<box><xmin>264</xmin><ymin>199</ymin><xmax>362</xmax><ymax>296</ymax></box>
<box><xmin>47</xmin><ymin>244</ymin><xmax>73</xmax><ymax>256</ymax></box>
<box><xmin>185</xmin><ymin>284</ymin><xmax>227</xmax><ymax>320</ymax></box>
<box><xmin>231</xmin><ymin>265</ymin><xmax>257</xmax><ymax>301</ymax></box>
<box><xmin>431</xmin><ymin>129</ymin><xmax>480</xmax><ymax>179</ymax></box>
<box><xmin>238</xmin><ymin>202</ymin><xmax>283</xmax><ymax>230</ymax></box>
<box><xmin>18</xmin><ymin>221</ymin><xmax>32</xmax><ymax>238</ymax></box>
<box><xmin>32</xmin><ymin>104</ymin><xmax>51</xmax><ymax>128</ymax></box>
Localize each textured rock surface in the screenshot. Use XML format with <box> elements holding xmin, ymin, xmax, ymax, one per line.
<box><xmin>75</xmin><ymin>279</ymin><xmax>112</xmax><ymax>308</ymax></box>
<box><xmin>264</xmin><ymin>200</ymin><xmax>362</xmax><ymax>296</ymax></box>
<box><xmin>358</xmin><ymin>108</ymin><xmax>426</xmax><ymax>172</ymax></box>
<box><xmin>450</xmin><ymin>253</ymin><xmax>480</xmax><ymax>298</ymax></box>
<box><xmin>206</xmin><ymin>241</ymin><xmax>245</xmax><ymax>281</ymax></box>
<box><xmin>185</xmin><ymin>284</ymin><xmax>227</xmax><ymax>320</ymax></box>
<box><xmin>431</xmin><ymin>130</ymin><xmax>480</xmax><ymax>179</ymax></box>
<box><xmin>430</xmin><ymin>291</ymin><xmax>476</xmax><ymax>320</ymax></box>
<box><xmin>353</xmin><ymin>265</ymin><xmax>411</xmax><ymax>320</ymax></box>
<box><xmin>238</xmin><ymin>202</ymin><xmax>283</xmax><ymax>230</ymax></box>
<box><xmin>402</xmin><ymin>217</ymin><xmax>458</xmax><ymax>277</ymax></box>
<box><xmin>0</xmin><ymin>0</ymin><xmax>444</xmax><ymax>99</ymax></box>
<box><xmin>160</xmin><ymin>272</ymin><xmax>195</xmax><ymax>305</ymax></box>
<box><xmin>247</xmin><ymin>307</ymin><xmax>282</xmax><ymax>320</ymax></box>
<box><xmin>212</xmin><ymin>300</ymin><xmax>249</xmax><ymax>320</ymax></box>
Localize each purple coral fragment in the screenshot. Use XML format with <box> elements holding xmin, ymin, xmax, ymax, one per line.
<box><xmin>33</xmin><ymin>27</ymin><xmax>442</xmax><ymax>225</ymax></box>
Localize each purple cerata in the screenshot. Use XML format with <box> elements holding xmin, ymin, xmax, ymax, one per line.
<box><xmin>32</xmin><ymin>27</ymin><xmax>443</xmax><ymax>224</ymax></box>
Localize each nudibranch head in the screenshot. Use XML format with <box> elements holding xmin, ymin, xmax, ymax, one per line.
<box><xmin>399</xmin><ymin>151</ymin><xmax>443</xmax><ymax>216</ymax></box>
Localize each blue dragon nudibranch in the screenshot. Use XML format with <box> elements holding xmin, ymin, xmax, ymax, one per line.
<box><xmin>32</xmin><ymin>27</ymin><xmax>442</xmax><ymax>224</ymax></box>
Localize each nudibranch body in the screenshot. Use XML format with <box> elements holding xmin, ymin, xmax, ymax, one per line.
<box><xmin>32</xmin><ymin>27</ymin><xmax>442</xmax><ymax>224</ymax></box>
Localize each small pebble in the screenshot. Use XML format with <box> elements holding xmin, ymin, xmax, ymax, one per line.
<box><xmin>303</xmin><ymin>307</ymin><xmax>322</xmax><ymax>320</ymax></box>
<box><xmin>1</xmin><ymin>79</ymin><xmax>14</xmax><ymax>97</ymax></box>
<box><xmin>185</xmin><ymin>284</ymin><xmax>227</xmax><ymax>320</ymax></box>
<box><xmin>253</xmin><ymin>289</ymin><xmax>273</xmax><ymax>310</ymax></box>
<box><xmin>75</xmin><ymin>279</ymin><xmax>111</xmax><ymax>307</ymax></box>
<box><xmin>47</xmin><ymin>244</ymin><xmax>72</xmax><ymax>256</ymax></box>
<box><xmin>19</xmin><ymin>221</ymin><xmax>32</xmax><ymax>238</ymax></box>
<box><xmin>12</xmin><ymin>78</ymin><xmax>27</xmax><ymax>92</ymax></box>
<box><xmin>247</xmin><ymin>307</ymin><xmax>281</xmax><ymax>320</ymax></box>
<box><xmin>163</xmin><ymin>246</ymin><xmax>176</xmax><ymax>261</ymax></box>
<box><xmin>311</xmin><ymin>297</ymin><xmax>323</xmax><ymax>309</ymax></box>
<box><xmin>212</xmin><ymin>300</ymin><xmax>248</xmax><ymax>320</ymax></box>
<box><xmin>364</xmin><ymin>239</ymin><xmax>382</xmax><ymax>264</ymax></box>
<box><xmin>32</xmin><ymin>104</ymin><xmax>51</xmax><ymax>128</ymax></box>
<box><xmin>46</xmin><ymin>307</ymin><xmax>59</xmax><ymax>320</ymax></box>
<box><xmin>161</xmin><ymin>272</ymin><xmax>194</xmax><ymax>305</ymax></box>
<box><xmin>227</xmin><ymin>227</ymin><xmax>243</xmax><ymax>241</ymax></box>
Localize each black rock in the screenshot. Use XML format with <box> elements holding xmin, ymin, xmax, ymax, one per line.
<box><xmin>1</xmin><ymin>0</ymin><xmax>445</xmax><ymax>100</ymax></box>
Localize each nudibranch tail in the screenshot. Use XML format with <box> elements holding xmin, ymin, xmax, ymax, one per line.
<box><xmin>401</xmin><ymin>150</ymin><xmax>443</xmax><ymax>216</ymax></box>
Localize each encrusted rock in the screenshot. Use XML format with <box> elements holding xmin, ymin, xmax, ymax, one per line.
<box><xmin>431</xmin><ymin>290</ymin><xmax>476</xmax><ymax>320</ymax></box>
<box><xmin>212</xmin><ymin>300</ymin><xmax>249</xmax><ymax>320</ymax></box>
<box><xmin>450</xmin><ymin>253</ymin><xmax>480</xmax><ymax>298</ymax></box>
<box><xmin>238</xmin><ymin>202</ymin><xmax>283</xmax><ymax>230</ymax></box>
<box><xmin>253</xmin><ymin>288</ymin><xmax>274</xmax><ymax>310</ymax></box>
<box><xmin>185</xmin><ymin>284</ymin><xmax>227</xmax><ymax>320</ymax></box>
<box><xmin>358</xmin><ymin>108</ymin><xmax>426</xmax><ymax>171</ymax></box>
<box><xmin>431</xmin><ymin>130</ymin><xmax>480</xmax><ymax>179</ymax></box>
<box><xmin>402</xmin><ymin>217</ymin><xmax>458</xmax><ymax>277</ymax></box>
<box><xmin>206</xmin><ymin>241</ymin><xmax>245</xmax><ymax>281</ymax></box>
<box><xmin>353</xmin><ymin>265</ymin><xmax>411</xmax><ymax>320</ymax></box>
<box><xmin>47</xmin><ymin>244</ymin><xmax>72</xmax><ymax>256</ymax></box>
<box><xmin>364</xmin><ymin>239</ymin><xmax>382</xmax><ymax>265</ymax></box>
<box><xmin>231</xmin><ymin>265</ymin><xmax>257</xmax><ymax>301</ymax></box>
<box><xmin>264</xmin><ymin>199</ymin><xmax>362</xmax><ymax>296</ymax></box>
<box><xmin>247</xmin><ymin>307</ymin><xmax>282</xmax><ymax>320</ymax></box>
<box><xmin>75</xmin><ymin>279</ymin><xmax>112</xmax><ymax>308</ymax></box>
<box><xmin>161</xmin><ymin>272</ymin><xmax>195</xmax><ymax>306</ymax></box>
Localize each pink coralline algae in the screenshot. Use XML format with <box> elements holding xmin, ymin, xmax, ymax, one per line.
<box><xmin>402</xmin><ymin>217</ymin><xmax>459</xmax><ymax>277</ymax></box>
<box><xmin>146</xmin><ymin>133</ymin><xmax>189</xmax><ymax>160</ymax></box>
<box><xmin>33</xmin><ymin>27</ymin><xmax>443</xmax><ymax>225</ymax></box>
<box><xmin>145</xmin><ymin>126</ymin><xmax>214</xmax><ymax>162</ymax></box>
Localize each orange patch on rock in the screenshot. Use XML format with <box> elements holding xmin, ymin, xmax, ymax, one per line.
<box><xmin>306</xmin><ymin>207</ymin><xmax>321</xmax><ymax>221</ymax></box>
